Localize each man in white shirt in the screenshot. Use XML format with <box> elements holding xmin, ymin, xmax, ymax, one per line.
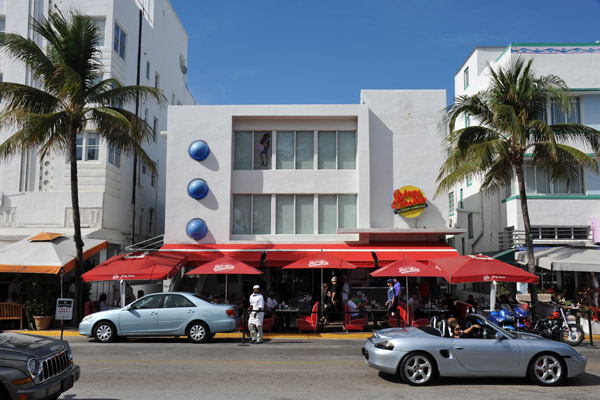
<box><xmin>248</xmin><ymin>285</ymin><xmax>265</xmax><ymax>344</ymax></box>
<box><xmin>342</xmin><ymin>275</ymin><xmax>350</xmax><ymax>302</ymax></box>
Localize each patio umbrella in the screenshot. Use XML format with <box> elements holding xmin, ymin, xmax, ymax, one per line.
<box><xmin>282</xmin><ymin>252</ymin><xmax>358</xmax><ymax>313</ymax></box>
<box><xmin>429</xmin><ymin>254</ymin><xmax>539</xmax><ymax>310</ymax></box>
<box><xmin>82</xmin><ymin>251</ymin><xmax>188</xmax><ymax>282</ymax></box>
<box><xmin>185</xmin><ymin>255</ymin><xmax>263</xmax><ymax>303</ymax></box>
<box><xmin>0</xmin><ymin>232</ymin><xmax>107</xmax><ymax>275</ymax></box>
<box><xmin>370</xmin><ymin>256</ymin><xmax>446</xmax><ymax>324</ymax></box>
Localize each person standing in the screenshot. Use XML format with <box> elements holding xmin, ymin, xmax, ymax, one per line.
<box><xmin>259</xmin><ymin>132</ymin><xmax>271</xmax><ymax>167</ymax></box>
<box><xmin>248</xmin><ymin>285</ymin><xmax>265</xmax><ymax>344</ymax></box>
<box><xmin>385</xmin><ymin>279</ymin><xmax>395</xmax><ymax>316</ymax></box>
<box><xmin>393</xmin><ymin>277</ymin><xmax>402</xmax><ymax>303</ymax></box>
<box><xmin>341</xmin><ymin>275</ymin><xmax>350</xmax><ymax>303</ymax></box>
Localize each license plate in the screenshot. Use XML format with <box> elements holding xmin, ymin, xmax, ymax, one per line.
<box><xmin>61</xmin><ymin>375</ymin><xmax>74</xmax><ymax>392</ymax></box>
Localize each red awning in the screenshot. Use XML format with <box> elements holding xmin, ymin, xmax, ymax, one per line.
<box><xmin>82</xmin><ymin>251</ymin><xmax>188</xmax><ymax>282</ymax></box>
<box><xmin>160</xmin><ymin>242</ymin><xmax>459</xmax><ymax>267</ymax></box>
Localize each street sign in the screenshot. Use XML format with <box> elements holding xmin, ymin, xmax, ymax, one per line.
<box><xmin>55</xmin><ymin>298</ymin><xmax>74</xmax><ymax>320</ymax></box>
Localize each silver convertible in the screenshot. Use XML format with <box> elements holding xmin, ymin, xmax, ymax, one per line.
<box><xmin>79</xmin><ymin>292</ymin><xmax>239</xmax><ymax>343</ymax></box>
<box><xmin>362</xmin><ymin>314</ymin><xmax>586</xmax><ymax>386</ymax></box>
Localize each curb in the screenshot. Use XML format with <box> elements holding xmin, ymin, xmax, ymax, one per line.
<box><xmin>8</xmin><ymin>330</ymin><xmax>600</xmax><ymax>342</ymax></box>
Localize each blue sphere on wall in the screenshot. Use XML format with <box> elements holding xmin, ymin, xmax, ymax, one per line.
<box><xmin>186</xmin><ymin>218</ymin><xmax>208</xmax><ymax>240</ymax></box>
<box><xmin>188</xmin><ymin>140</ymin><xmax>210</xmax><ymax>161</ymax></box>
<box><xmin>187</xmin><ymin>179</ymin><xmax>209</xmax><ymax>199</ymax></box>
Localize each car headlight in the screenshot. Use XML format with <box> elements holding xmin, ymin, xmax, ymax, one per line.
<box><xmin>82</xmin><ymin>315</ymin><xmax>94</xmax><ymax>322</ymax></box>
<box><xmin>374</xmin><ymin>340</ymin><xmax>395</xmax><ymax>351</ymax></box>
<box><xmin>27</xmin><ymin>358</ymin><xmax>42</xmax><ymax>380</ymax></box>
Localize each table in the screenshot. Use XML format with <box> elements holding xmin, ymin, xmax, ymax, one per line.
<box><xmin>364</xmin><ymin>307</ymin><xmax>388</xmax><ymax>329</ymax></box>
<box><xmin>273</xmin><ymin>308</ymin><xmax>300</xmax><ymax>330</ymax></box>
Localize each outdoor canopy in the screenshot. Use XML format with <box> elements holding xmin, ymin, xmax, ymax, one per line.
<box><xmin>515</xmin><ymin>245</ymin><xmax>600</xmax><ymax>272</ymax></box>
<box><xmin>185</xmin><ymin>255</ymin><xmax>263</xmax><ymax>303</ymax></box>
<box><xmin>428</xmin><ymin>254</ymin><xmax>539</xmax><ymax>284</ymax></box>
<box><xmin>0</xmin><ymin>232</ymin><xmax>107</xmax><ymax>274</ymax></box>
<box><xmin>82</xmin><ymin>251</ymin><xmax>187</xmax><ymax>282</ymax></box>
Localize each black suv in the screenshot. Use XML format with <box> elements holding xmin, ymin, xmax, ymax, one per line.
<box><xmin>0</xmin><ymin>330</ymin><xmax>80</xmax><ymax>400</ymax></box>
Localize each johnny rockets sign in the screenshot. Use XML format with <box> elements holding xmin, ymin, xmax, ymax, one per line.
<box><xmin>391</xmin><ymin>185</ymin><xmax>427</xmax><ymax>218</ymax></box>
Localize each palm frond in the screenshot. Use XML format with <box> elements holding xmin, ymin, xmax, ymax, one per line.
<box><xmin>550</xmin><ymin>123</ymin><xmax>600</xmax><ymax>154</ymax></box>
<box><xmin>0</xmin><ymin>83</ymin><xmax>60</xmax><ymax>126</ymax></box>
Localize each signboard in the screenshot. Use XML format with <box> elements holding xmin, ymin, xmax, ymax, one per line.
<box><xmin>55</xmin><ymin>298</ymin><xmax>74</xmax><ymax>321</ymax></box>
<box><xmin>391</xmin><ymin>185</ymin><xmax>428</xmax><ymax>218</ymax></box>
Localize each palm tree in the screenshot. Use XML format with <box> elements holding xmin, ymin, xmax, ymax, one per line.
<box><xmin>0</xmin><ymin>10</ymin><xmax>163</xmax><ymax>322</ymax></box>
<box><xmin>437</xmin><ymin>58</ymin><xmax>600</xmax><ymax>306</ymax></box>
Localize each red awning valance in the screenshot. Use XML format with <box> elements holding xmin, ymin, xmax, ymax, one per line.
<box><xmin>160</xmin><ymin>242</ymin><xmax>459</xmax><ymax>267</ymax></box>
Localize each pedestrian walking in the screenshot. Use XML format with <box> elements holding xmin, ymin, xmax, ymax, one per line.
<box><xmin>248</xmin><ymin>285</ymin><xmax>265</xmax><ymax>344</ymax></box>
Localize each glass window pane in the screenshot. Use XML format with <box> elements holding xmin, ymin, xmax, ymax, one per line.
<box><xmin>318</xmin><ymin>195</ymin><xmax>337</xmax><ymax>234</ymax></box>
<box><xmin>554</xmin><ymin>179</ymin><xmax>569</xmax><ymax>194</ymax></box>
<box><xmin>338</xmin><ymin>131</ymin><xmax>356</xmax><ymax>169</ymax></box>
<box><xmin>114</xmin><ymin>24</ymin><xmax>119</xmax><ymax>52</ymax></box>
<box><xmin>338</xmin><ymin>194</ymin><xmax>357</xmax><ymax>229</ymax></box>
<box><xmin>296</xmin><ymin>131</ymin><xmax>314</xmax><ymax>169</ymax></box>
<box><xmin>234</xmin><ymin>131</ymin><xmax>252</xmax><ymax>170</ymax></box>
<box><xmin>252</xmin><ymin>195</ymin><xmax>271</xmax><ymax>234</ymax></box>
<box><xmin>571</xmin><ymin>167</ymin><xmax>583</xmax><ymax>194</ymax></box>
<box><xmin>535</xmin><ymin>167</ymin><xmax>549</xmax><ymax>194</ymax></box>
<box><xmin>318</xmin><ymin>131</ymin><xmax>336</xmax><ymax>169</ymax></box>
<box><xmin>276</xmin><ymin>131</ymin><xmax>294</xmax><ymax>169</ymax></box>
<box><xmin>296</xmin><ymin>195</ymin><xmax>314</xmax><ymax>234</ymax></box>
<box><xmin>276</xmin><ymin>195</ymin><xmax>294</xmax><ymax>234</ymax></box>
<box><xmin>232</xmin><ymin>195</ymin><xmax>251</xmax><ymax>234</ymax></box>
<box><xmin>551</xmin><ymin>101</ymin><xmax>565</xmax><ymax>124</ymax></box>
<box><xmin>524</xmin><ymin>164</ymin><xmax>536</xmax><ymax>193</ymax></box>
<box><xmin>567</xmin><ymin>98</ymin><xmax>580</xmax><ymax>124</ymax></box>
<box><xmin>254</xmin><ymin>132</ymin><xmax>271</xmax><ymax>169</ymax></box>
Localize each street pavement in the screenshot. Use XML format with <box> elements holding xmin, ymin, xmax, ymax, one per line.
<box><xmin>51</xmin><ymin>334</ymin><xmax>600</xmax><ymax>400</ymax></box>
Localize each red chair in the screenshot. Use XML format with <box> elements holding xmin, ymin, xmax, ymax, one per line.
<box><xmin>387</xmin><ymin>316</ymin><xmax>407</xmax><ymax>327</ymax></box>
<box><xmin>262</xmin><ymin>317</ymin><xmax>274</xmax><ymax>333</ymax></box>
<box><xmin>343</xmin><ymin>304</ymin><xmax>367</xmax><ymax>332</ymax></box>
<box><xmin>398</xmin><ymin>301</ymin><xmax>429</xmax><ymax>327</ymax></box>
<box><xmin>296</xmin><ymin>302</ymin><xmax>319</xmax><ymax>333</ymax></box>
<box><xmin>455</xmin><ymin>301</ymin><xmax>474</xmax><ymax>319</ymax></box>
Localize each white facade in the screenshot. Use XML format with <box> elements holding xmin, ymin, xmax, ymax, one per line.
<box><xmin>451</xmin><ymin>43</ymin><xmax>600</xmax><ymax>256</ymax></box>
<box><xmin>0</xmin><ymin>0</ymin><xmax>195</xmax><ymax>253</ymax></box>
<box><xmin>164</xmin><ymin>90</ymin><xmax>457</xmax><ymax>246</ymax></box>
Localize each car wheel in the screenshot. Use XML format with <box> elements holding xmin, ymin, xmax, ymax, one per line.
<box><xmin>529</xmin><ymin>352</ymin><xmax>566</xmax><ymax>386</ymax></box>
<box><xmin>188</xmin><ymin>321</ymin><xmax>211</xmax><ymax>343</ymax></box>
<box><xmin>560</xmin><ymin>324</ymin><xmax>584</xmax><ymax>347</ymax></box>
<box><xmin>399</xmin><ymin>352</ymin><xmax>437</xmax><ymax>386</ymax></box>
<box><xmin>94</xmin><ymin>321</ymin><xmax>117</xmax><ymax>343</ymax></box>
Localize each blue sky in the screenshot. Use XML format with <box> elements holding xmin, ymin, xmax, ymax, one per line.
<box><xmin>170</xmin><ymin>0</ymin><xmax>600</xmax><ymax>106</ymax></box>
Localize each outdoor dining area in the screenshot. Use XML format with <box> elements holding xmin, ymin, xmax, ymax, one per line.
<box><xmin>79</xmin><ymin>245</ymin><xmax>540</xmax><ymax>334</ymax></box>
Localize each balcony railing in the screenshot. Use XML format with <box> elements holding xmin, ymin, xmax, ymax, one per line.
<box><xmin>498</xmin><ymin>226</ymin><xmax>592</xmax><ymax>250</ymax></box>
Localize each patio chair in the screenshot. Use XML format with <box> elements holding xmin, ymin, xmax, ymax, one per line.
<box><xmin>455</xmin><ymin>301</ymin><xmax>474</xmax><ymax>319</ymax></box>
<box><xmin>398</xmin><ymin>301</ymin><xmax>429</xmax><ymax>327</ymax></box>
<box><xmin>296</xmin><ymin>302</ymin><xmax>319</xmax><ymax>333</ymax></box>
<box><xmin>343</xmin><ymin>303</ymin><xmax>367</xmax><ymax>332</ymax></box>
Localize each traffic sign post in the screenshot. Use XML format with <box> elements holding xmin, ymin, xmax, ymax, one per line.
<box><xmin>56</xmin><ymin>298</ymin><xmax>74</xmax><ymax>340</ymax></box>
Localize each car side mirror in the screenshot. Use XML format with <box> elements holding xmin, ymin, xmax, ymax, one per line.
<box><xmin>495</xmin><ymin>332</ymin><xmax>504</xmax><ymax>340</ymax></box>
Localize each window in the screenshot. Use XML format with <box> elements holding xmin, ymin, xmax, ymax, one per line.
<box><xmin>233</xmin><ymin>131</ymin><xmax>272</xmax><ymax>170</ymax></box>
<box><xmin>131</xmin><ymin>295</ymin><xmax>161</xmax><ymax>309</ymax></box>
<box><xmin>71</xmin><ymin>132</ymin><xmax>99</xmax><ymax>161</ymax></box>
<box><xmin>110</xmin><ymin>81</ymin><xmax>123</xmax><ymax>108</ymax></box>
<box><xmin>163</xmin><ymin>294</ymin><xmax>194</xmax><ymax>308</ymax></box>
<box><xmin>151</xmin><ymin>171</ymin><xmax>156</xmax><ymax>187</ymax></box>
<box><xmin>234</xmin><ymin>194</ymin><xmax>355</xmax><ymax>235</ymax></box>
<box><xmin>172</xmin><ymin>93</ymin><xmax>176</xmax><ymax>105</ymax></box>
<box><xmin>466</xmin><ymin>175</ymin><xmax>472</xmax><ymax>187</ymax></box>
<box><xmin>318</xmin><ymin>131</ymin><xmax>356</xmax><ymax>169</ymax></box>
<box><xmin>463</xmin><ymin>67</ymin><xmax>469</xmax><ymax>89</ymax></box>
<box><xmin>459</xmin><ymin>188</ymin><xmax>463</xmax><ymax>208</ymax></box>
<box><xmin>517</xmin><ymin>164</ymin><xmax>584</xmax><ymax>195</ymax></box>
<box><xmin>113</xmin><ymin>23</ymin><xmax>126</xmax><ymax>59</ymax></box>
<box><xmin>467</xmin><ymin>213</ymin><xmax>474</xmax><ymax>239</ymax></box>
<box><xmin>108</xmin><ymin>144</ymin><xmax>121</xmax><ymax>167</ymax></box>
<box><xmin>530</xmin><ymin>226</ymin><xmax>589</xmax><ymax>240</ymax></box>
<box><xmin>0</xmin><ymin>16</ymin><xmax>5</xmax><ymax>45</ymax></box>
<box><xmin>142</xmin><ymin>164</ymin><xmax>147</xmax><ymax>174</ymax></box>
<box><xmin>448</xmin><ymin>191</ymin><xmax>455</xmax><ymax>216</ymax></box>
<box><xmin>92</xmin><ymin>17</ymin><xmax>105</xmax><ymax>46</ymax></box>
<box><xmin>232</xmin><ymin>195</ymin><xmax>271</xmax><ymax>234</ymax></box>
<box><xmin>148</xmin><ymin>208</ymin><xmax>154</xmax><ymax>234</ymax></box>
<box><xmin>146</xmin><ymin>61</ymin><xmax>150</xmax><ymax>80</ymax></box>
<box><xmin>550</xmin><ymin>98</ymin><xmax>580</xmax><ymax>124</ymax></box>
<box><xmin>464</xmin><ymin>112</ymin><xmax>469</xmax><ymax>128</ymax></box>
<box><xmin>154</xmin><ymin>72</ymin><xmax>160</xmax><ymax>89</ymax></box>
<box><xmin>275</xmin><ymin>131</ymin><xmax>314</xmax><ymax>170</ymax></box>
<box><xmin>152</xmin><ymin>117</ymin><xmax>158</xmax><ymax>141</ymax></box>
<box><xmin>144</xmin><ymin>107</ymin><xmax>149</xmax><ymax>122</ymax></box>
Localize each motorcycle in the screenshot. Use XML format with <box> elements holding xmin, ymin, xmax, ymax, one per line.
<box><xmin>488</xmin><ymin>304</ymin><xmax>516</xmax><ymax>330</ymax></box>
<box><xmin>513</xmin><ymin>303</ymin><xmax>530</xmax><ymax>330</ymax></box>
<box><xmin>528</xmin><ymin>302</ymin><xmax>584</xmax><ymax>346</ymax></box>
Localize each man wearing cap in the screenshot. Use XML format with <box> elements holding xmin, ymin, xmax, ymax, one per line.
<box><xmin>385</xmin><ymin>279</ymin><xmax>395</xmax><ymax>316</ymax></box>
<box><xmin>248</xmin><ymin>285</ymin><xmax>265</xmax><ymax>344</ymax></box>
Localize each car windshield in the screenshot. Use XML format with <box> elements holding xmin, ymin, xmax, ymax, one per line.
<box><xmin>193</xmin><ymin>294</ymin><xmax>217</xmax><ymax>304</ymax></box>
<box><xmin>476</xmin><ymin>316</ymin><xmax>519</xmax><ymax>339</ymax></box>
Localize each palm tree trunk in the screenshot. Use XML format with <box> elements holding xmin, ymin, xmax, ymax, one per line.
<box><xmin>515</xmin><ymin>162</ymin><xmax>539</xmax><ymax>307</ymax></box>
<box><xmin>69</xmin><ymin>131</ymin><xmax>85</xmax><ymax>323</ymax></box>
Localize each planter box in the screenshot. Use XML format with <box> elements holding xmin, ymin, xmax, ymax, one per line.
<box><xmin>580</xmin><ymin>318</ymin><xmax>600</xmax><ymax>335</ymax></box>
<box><xmin>33</xmin><ymin>315</ymin><xmax>53</xmax><ymax>330</ymax></box>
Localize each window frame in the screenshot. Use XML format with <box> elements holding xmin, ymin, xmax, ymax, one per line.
<box><xmin>448</xmin><ymin>191</ymin><xmax>455</xmax><ymax>216</ymax></box>
<box><xmin>113</xmin><ymin>22</ymin><xmax>126</xmax><ymax>59</ymax></box>
<box><xmin>463</xmin><ymin>67</ymin><xmax>469</xmax><ymax>89</ymax></box>
<box><xmin>108</xmin><ymin>144</ymin><xmax>121</xmax><ymax>167</ymax></box>
<box><xmin>70</xmin><ymin>132</ymin><xmax>100</xmax><ymax>162</ymax></box>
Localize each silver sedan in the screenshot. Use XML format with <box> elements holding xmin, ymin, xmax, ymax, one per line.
<box><xmin>362</xmin><ymin>314</ymin><xmax>586</xmax><ymax>386</ymax></box>
<box><xmin>79</xmin><ymin>292</ymin><xmax>239</xmax><ymax>343</ymax></box>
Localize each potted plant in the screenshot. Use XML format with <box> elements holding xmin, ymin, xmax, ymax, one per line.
<box><xmin>23</xmin><ymin>276</ymin><xmax>60</xmax><ymax>330</ymax></box>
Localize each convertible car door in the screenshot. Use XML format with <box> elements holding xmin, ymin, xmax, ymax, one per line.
<box><xmin>158</xmin><ymin>294</ymin><xmax>197</xmax><ymax>334</ymax></box>
<box><xmin>451</xmin><ymin>337</ymin><xmax>521</xmax><ymax>372</ymax></box>
<box><xmin>119</xmin><ymin>294</ymin><xmax>162</xmax><ymax>335</ymax></box>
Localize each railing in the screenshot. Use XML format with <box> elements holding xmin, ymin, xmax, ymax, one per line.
<box><xmin>498</xmin><ymin>227</ymin><xmax>592</xmax><ymax>250</ymax></box>
<box><xmin>0</xmin><ymin>207</ymin><xmax>16</xmax><ymax>228</ymax></box>
<box><xmin>125</xmin><ymin>234</ymin><xmax>164</xmax><ymax>252</ymax></box>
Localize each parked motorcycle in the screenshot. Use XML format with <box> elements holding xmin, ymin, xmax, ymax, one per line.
<box><xmin>513</xmin><ymin>303</ymin><xmax>530</xmax><ymax>330</ymax></box>
<box><xmin>488</xmin><ymin>304</ymin><xmax>516</xmax><ymax>330</ymax></box>
<box><xmin>528</xmin><ymin>302</ymin><xmax>584</xmax><ymax>346</ymax></box>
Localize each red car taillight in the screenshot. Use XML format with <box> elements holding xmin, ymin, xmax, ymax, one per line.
<box><xmin>226</xmin><ymin>308</ymin><xmax>236</xmax><ymax>318</ymax></box>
